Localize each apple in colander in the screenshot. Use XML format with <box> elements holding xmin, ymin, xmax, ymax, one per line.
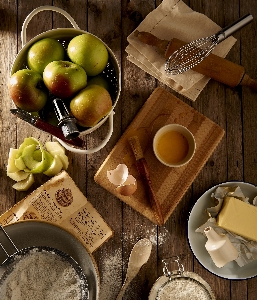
<box><xmin>67</xmin><ymin>33</ymin><xmax>109</xmax><ymax>76</ymax></box>
<box><xmin>70</xmin><ymin>84</ymin><xmax>112</xmax><ymax>127</ymax></box>
<box><xmin>27</xmin><ymin>38</ymin><xmax>65</xmax><ymax>75</ymax></box>
<box><xmin>9</xmin><ymin>69</ymin><xmax>48</xmax><ymax>112</ymax></box>
<box><xmin>43</xmin><ymin>60</ymin><xmax>87</xmax><ymax>98</ymax></box>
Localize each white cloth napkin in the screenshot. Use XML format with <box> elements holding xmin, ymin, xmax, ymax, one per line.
<box><xmin>126</xmin><ymin>0</ymin><xmax>237</xmax><ymax>101</ymax></box>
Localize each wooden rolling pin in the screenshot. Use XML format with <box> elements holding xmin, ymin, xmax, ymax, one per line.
<box><xmin>135</xmin><ymin>31</ymin><xmax>257</xmax><ymax>91</ymax></box>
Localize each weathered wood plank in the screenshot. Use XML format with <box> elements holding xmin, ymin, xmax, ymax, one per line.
<box><xmin>1</xmin><ymin>0</ymin><xmax>257</xmax><ymax>299</ymax></box>
<box><xmin>120</xmin><ymin>1</ymin><xmax>158</xmax><ymax>299</ymax></box>
<box><xmin>0</xmin><ymin>1</ymin><xmax>18</xmax><ymax>213</ymax></box>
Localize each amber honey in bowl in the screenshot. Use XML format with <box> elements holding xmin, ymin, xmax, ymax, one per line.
<box><xmin>153</xmin><ymin>124</ymin><xmax>196</xmax><ymax>167</ymax></box>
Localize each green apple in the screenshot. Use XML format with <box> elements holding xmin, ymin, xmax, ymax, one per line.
<box><xmin>44</xmin><ymin>141</ymin><xmax>68</xmax><ymax>171</ymax></box>
<box><xmin>14</xmin><ymin>137</ymin><xmax>42</xmax><ymax>172</ymax></box>
<box><xmin>7</xmin><ymin>170</ymin><xmax>30</xmax><ymax>182</ymax></box>
<box><xmin>15</xmin><ymin>156</ymin><xmax>27</xmax><ymax>171</ymax></box>
<box><xmin>9</xmin><ymin>69</ymin><xmax>48</xmax><ymax>112</ymax></box>
<box><xmin>43</xmin><ymin>155</ymin><xmax>63</xmax><ymax>176</ymax></box>
<box><xmin>87</xmin><ymin>74</ymin><xmax>110</xmax><ymax>91</ymax></box>
<box><xmin>6</xmin><ymin>138</ymin><xmax>70</xmax><ymax>192</ymax></box>
<box><xmin>21</xmin><ymin>144</ymin><xmax>54</xmax><ymax>173</ymax></box>
<box><xmin>48</xmin><ymin>150</ymin><xmax>69</xmax><ymax>170</ymax></box>
<box><xmin>70</xmin><ymin>84</ymin><xmax>112</xmax><ymax>127</ymax></box>
<box><xmin>7</xmin><ymin>148</ymin><xmax>20</xmax><ymax>173</ymax></box>
<box><xmin>12</xmin><ymin>173</ymin><xmax>34</xmax><ymax>191</ymax></box>
<box><xmin>67</xmin><ymin>33</ymin><xmax>108</xmax><ymax>76</ymax></box>
<box><xmin>16</xmin><ymin>137</ymin><xmax>40</xmax><ymax>159</ymax></box>
<box><xmin>45</xmin><ymin>141</ymin><xmax>65</xmax><ymax>155</ymax></box>
<box><xmin>43</xmin><ymin>61</ymin><xmax>87</xmax><ymax>98</ymax></box>
<box><xmin>18</xmin><ymin>137</ymin><xmax>39</xmax><ymax>152</ymax></box>
<box><xmin>33</xmin><ymin>149</ymin><xmax>42</xmax><ymax>161</ymax></box>
<box><xmin>27</xmin><ymin>38</ymin><xmax>65</xmax><ymax>74</ymax></box>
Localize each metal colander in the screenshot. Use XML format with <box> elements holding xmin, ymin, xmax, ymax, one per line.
<box><xmin>11</xmin><ymin>6</ymin><xmax>121</xmax><ymax>154</ymax></box>
<box><xmin>0</xmin><ymin>226</ymin><xmax>89</xmax><ymax>300</ymax></box>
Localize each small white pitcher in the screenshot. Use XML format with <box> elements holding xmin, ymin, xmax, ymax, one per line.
<box><xmin>204</xmin><ymin>226</ymin><xmax>239</xmax><ymax>268</ymax></box>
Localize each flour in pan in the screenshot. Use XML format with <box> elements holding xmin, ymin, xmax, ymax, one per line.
<box><xmin>0</xmin><ymin>251</ymin><xmax>82</xmax><ymax>300</ymax></box>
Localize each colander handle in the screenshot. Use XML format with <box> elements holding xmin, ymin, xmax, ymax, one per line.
<box><xmin>21</xmin><ymin>5</ymin><xmax>80</xmax><ymax>47</ymax></box>
<box><xmin>55</xmin><ymin>111</ymin><xmax>114</xmax><ymax>154</ymax></box>
<box><xmin>0</xmin><ymin>225</ymin><xmax>19</xmax><ymax>259</ymax></box>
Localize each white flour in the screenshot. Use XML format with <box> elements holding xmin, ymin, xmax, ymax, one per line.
<box><xmin>0</xmin><ymin>250</ymin><xmax>82</xmax><ymax>300</ymax></box>
<box><xmin>99</xmin><ymin>248</ymin><xmax>123</xmax><ymax>300</ymax></box>
<box><xmin>122</xmin><ymin>225</ymin><xmax>169</xmax><ymax>246</ymax></box>
<box><xmin>156</xmin><ymin>278</ymin><xmax>211</xmax><ymax>300</ymax></box>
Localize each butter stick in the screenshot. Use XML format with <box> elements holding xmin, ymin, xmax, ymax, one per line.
<box><xmin>217</xmin><ymin>196</ymin><xmax>257</xmax><ymax>242</ymax></box>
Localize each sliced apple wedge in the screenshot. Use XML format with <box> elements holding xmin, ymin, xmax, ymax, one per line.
<box><xmin>49</xmin><ymin>150</ymin><xmax>69</xmax><ymax>170</ymax></box>
<box><xmin>33</xmin><ymin>149</ymin><xmax>42</xmax><ymax>161</ymax></box>
<box><xmin>21</xmin><ymin>144</ymin><xmax>54</xmax><ymax>173</ymax></box>
<box><xmin>15</xmin><ymin>156</ymin><xmax>26</xmax><ymax>170</ymax></box>
<box><xmin>12</xmin><ymin>173</ymin><xmax>34</xmax><ymax>191</ymax></box>
<box><xmin>7</xmin><ymin>148</ymin><xmax>20</xmax><ymax>173</ymax></box>
<box><xmin>7</xmin><ymin>138</ymin><xmax>68</xmax><ymax>191</ymax></box>
<box><xmin>17</xmin><ymin>137</ymin><xmax>39</xmax><ymax>156</ymax></box>
<box><xmin>7</xmin><ymin>170</ymin><xmax>30</xmax><ymax>182</ymax></box>
<box><xmin>43</xmin><ymin>155</ymin><xmax>63</xmax><ymax>177</ymax></box>
<box><xmin>45</xmin><ymin>141</ymin><xmax>65</xmax><ymax>155</ymax></box>
<box><xmin>56</xmin><ymin>152</ymin><xmax>69</xmax><ymax>170</ymax></box>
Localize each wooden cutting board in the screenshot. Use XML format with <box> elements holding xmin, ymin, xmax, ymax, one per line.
<box><xmin>94</xmin><ymin>87</ymin><xmax>225</xmax><ymax>225</ymax></box>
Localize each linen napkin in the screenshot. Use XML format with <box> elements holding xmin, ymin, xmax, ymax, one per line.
<box><xmin>126</xmin><ymin>0</ymin><xmax>237</xmax><ymax>101</ymax></box>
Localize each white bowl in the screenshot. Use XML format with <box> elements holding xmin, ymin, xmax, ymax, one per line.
<box><xmin>153</xmin><ymin>124</ymin><xmax>196</xmax><ymax>167</ymax></box>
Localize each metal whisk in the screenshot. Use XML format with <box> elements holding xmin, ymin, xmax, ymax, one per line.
<box><xmin>165</xmin><ymin>14</ymin><xmax>253</xmax><ymax>75</ymax></box>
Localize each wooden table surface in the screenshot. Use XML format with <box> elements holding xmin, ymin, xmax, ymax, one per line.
<box><xmin>1</xmin><ymin>1</ymin><xmax>257</xmax><ymax>299</ymax></box>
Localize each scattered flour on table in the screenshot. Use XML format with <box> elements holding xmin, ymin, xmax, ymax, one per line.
<box><xmin>99</xmin><ymin>226</ymin><xmax>169</xmax><ymax>299</ymax></box>
<box><xmin>156</xmin><ymin>279</ymin><xmax>211</xmax><ymax>300</ymax></box>
<box><xmin>122</xmin><ymin>225</ymin><xmax>169</xmax><ymax>246</ymax></box>
<box><xmin>0</xmin><ymin>250</ymin><xmax>82</xmax><ymax>300</ymax></box>
<box><xmin>99</xmin><ymin>248</ymin><xmax>122</xmax><ymax>300</ymax></box>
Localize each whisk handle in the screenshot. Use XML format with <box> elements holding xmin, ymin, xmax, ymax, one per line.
<box><xmin>217</xmin><ymin>14</ymin><xmax>253</xmax><ymax>43</ymax></box>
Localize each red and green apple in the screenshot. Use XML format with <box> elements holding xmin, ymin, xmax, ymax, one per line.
<box><xmin>9</xmin><ymin>69</ymin><xmax>48</xmax><ymax>112</ymax></box>
<box><xmin>70</xmin><ymin>84</ymin><xmax>112</xmax><ymax>127</ymax></box>
<box><xmin>43</xmin><ymin>60</ymin><xmax>87</xmax><ymax>98</ymax></box>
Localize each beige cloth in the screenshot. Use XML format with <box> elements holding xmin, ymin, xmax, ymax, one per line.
<box><xmin>126</xmin><ymin>0</ymin><xmax>237</xmax><ymax>101</ymax></box>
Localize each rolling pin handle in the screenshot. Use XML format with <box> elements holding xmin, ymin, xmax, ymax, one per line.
<box><xmin>240</xmin><ymin>74</ymin><xmax>257</xmax><ymax>92</ymax></box>
<box><xmin>134</xmin><ymin>31</ymin><xmax>169</xmax><ymax>54</ymax></box>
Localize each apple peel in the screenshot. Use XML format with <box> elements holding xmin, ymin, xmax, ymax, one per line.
<box><xmin>12</xmin><ymin>173</ymin><xmax>35</xmax><ymax>191</ymax></box>
<box><xmin>7</xmin><ymin>138</ymin><xmax>70</xmax><ymax>191</ymax></box>
<box><xmin>107</xmin><ymin>164</ymin><xmax>137</xmax><ymax>196</ymax></box>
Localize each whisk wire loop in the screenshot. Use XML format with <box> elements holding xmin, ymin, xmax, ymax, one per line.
<box><xmin>165</xmin><ymin>14</ymin><xmax>253</xmax><ymax>75</ymax></box>
<box><xmin>165</xmin><ymin>35</ymin><xmax>218</xmax><ymax>75</ymax></box>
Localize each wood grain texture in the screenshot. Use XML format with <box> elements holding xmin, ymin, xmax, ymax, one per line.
<box><xmin>0</xmin><ymin>0</ymin><xmax>257</xmax><ymax>299</ymax></box>
<box><xmin>95</xmin><ymin>87</ymin><xmax>225</xmax><ymax>224</ymax></box>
